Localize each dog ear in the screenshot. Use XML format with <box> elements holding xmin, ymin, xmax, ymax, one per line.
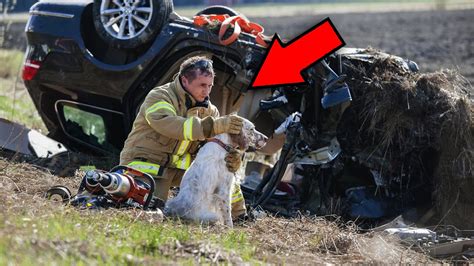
<box><xmin>229</xmin><ymin>132</ymin><xmax>249</xmax><ymax>150</ymax></box>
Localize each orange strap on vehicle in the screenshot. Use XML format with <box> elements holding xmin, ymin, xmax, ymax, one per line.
<box><xmin>193</xmin><ymin>14</ymin><xmax>270</xmax><ymax>48</ymax></box>
<box><xmin>218</xmin><ymin>15</ymin><xmax>242</xmax><ymax>46</ymax></box>
<box><xmin>193</xmin><ymin>14</ymin><xmax>229</xmax><ymax>27</ymax></box>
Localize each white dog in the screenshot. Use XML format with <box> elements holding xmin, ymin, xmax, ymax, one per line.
<box><xmin>164</xmin><ymin>118</ymin><xmax>267</xmax><ymax>227</ymax></box>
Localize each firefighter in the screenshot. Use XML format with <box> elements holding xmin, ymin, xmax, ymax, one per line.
<box><xmin>120</xmin><ymin>56</ymin><xmax>247</xmax><ymax>219</ymax></box>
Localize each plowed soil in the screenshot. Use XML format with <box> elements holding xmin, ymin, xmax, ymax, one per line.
<box><xmin>251</xmin><ymin>9</ymin><xmax>474</xmax><ymax>84</ymax></box>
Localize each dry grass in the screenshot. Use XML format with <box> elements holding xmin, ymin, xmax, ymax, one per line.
<box><xmin>242</xmin><ymin>216</ymin><xmax>432</xmax><ymax>264</ymax></box>
<box><xmin>0</xmin><ymin>49</ymin><xmax>23</xmax><ymax>79</ymax></box>
<box><xmin>0</xmin><ymin>158</ymin><xmax>252</xmax><ymax>264</ymax></box>
<box><xmin>0</xmin><ymin>158</ymin><xmax>436</xmax><ymax>264</ymax></box>
<box><xmin>339</xmin><ymin>49</ymin><xmax>473</xmax><ymax>229</ymax></box>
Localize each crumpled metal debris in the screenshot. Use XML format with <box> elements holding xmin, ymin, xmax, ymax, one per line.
<box><xmin>0</xmin><ymin>118</ymin><xmax>67</xmax><ymax>158</ymax></box>
<box><xmin>373</xmin><ymin>216</ymin><xmax>474</xmax><ymax>259</ymax></box>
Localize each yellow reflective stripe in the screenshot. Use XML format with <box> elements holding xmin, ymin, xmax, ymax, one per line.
<box><xmin>231</xmin><ymin>185</ymin><xmax>244</xmax><ymax>203</ymax></box>
<box><xmin>176</xmin><ymin>140</ymin><xmax>190</xmax><ymax>156</ymax></box>
<box><xmin>146</xmin><ymin>101</ymin><xmax>176</xmax><ymax>115</ymax></box>
<box><xmin>128</xmin><ymin>161</ymin><xmax>160</xmax><ymax>175</ymax></box>
<box><xmin>232</xmin><ymin>192</ymin><xmax>241</xmax><ymax>197</ymax></box>
<box><xmin>183</xmin><ymin>117</ymin><xmax>194</xmax><ymax>140</ymax></box>
<box><xmin>171</xmin><ymin>154</ymin><xmax>192</xmax><ymax>170</ymax></box>
<box><xmin>231</xmin><ymin>194</ymin><xmax>244</xmax><ymax>204</ymax></box>
<box><xmin>145</xmin><ymin>101</ymin><xmax>176</xmax><ymax>124</ymax></box>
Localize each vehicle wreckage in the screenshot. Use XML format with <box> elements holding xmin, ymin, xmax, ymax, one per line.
<box><xmin>1</xmin><ymin>0</ymin><xmax>472</xmax><ymax>249</ymax></box>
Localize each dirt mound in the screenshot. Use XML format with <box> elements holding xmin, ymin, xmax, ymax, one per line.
<box><xmin>339</xmin><ymin>50</ymin><xmax>473</xmax><ymax>228</ymax></box>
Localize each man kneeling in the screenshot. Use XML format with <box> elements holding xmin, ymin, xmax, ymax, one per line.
<box><xmin>119</xmin><ymin>56</ymin><xmax>247</xmax><ymax>219</ymax></box>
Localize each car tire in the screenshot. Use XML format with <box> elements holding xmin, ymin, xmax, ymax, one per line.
<box><xmin>196</xmin><ymin>5</ymin><xmax>240</xmax><ymax>17</ymax></box>
<box><xmin>93</xmin><ymin>0</ymin><xmax>173</xmax><ymax>49</ymax></box>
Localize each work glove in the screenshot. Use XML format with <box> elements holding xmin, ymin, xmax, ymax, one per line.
<box><xmin>274</xmin><ymin>112</ymin><xmax>301</xmax><ymax>135</ymax></box>
<box><xmin>213</xmin><ymin>115</ymin><xmax>244</xmax><ymax>135</ymax></box>
<box><xmin>225</xmin><ymin>149</ymin><xmax>242</xmax><ymax>173</ymax></box>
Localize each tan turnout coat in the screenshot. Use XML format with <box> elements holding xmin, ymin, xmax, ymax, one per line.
<box><xmin>120</xmin><ymin>76</ymin><xmax>219</xmax><ymax>171</ymax></box>
<box><xmin>119</xmin><ymin>75</ymin><xmax>246</xmax><ymax>218</ymax></box>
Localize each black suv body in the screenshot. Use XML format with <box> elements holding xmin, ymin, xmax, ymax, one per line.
<box><xmin>23</xmin><ymin>0</ymin><xmax>271</xmax><ymax>155</ymax></box>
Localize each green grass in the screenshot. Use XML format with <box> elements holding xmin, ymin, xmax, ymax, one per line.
<box><xmin>0</xmin><ymin>92</ymin><xmax>45</xmax><ymax>130</ymax></box>
<box><xmin>0</xmin><ymin>48</ymin><xmax>24</xmax><ymax>79</ymax></box>
<box><xmin>0</xmin><ymin>209</ymin><xmax>258</xmax><ymax>264</ymax></box>
<box><xmin>0</xmin><ymin>49</ymin><xmax>45</xmax><ymax>131</ymax></box>
<box><xmin>0</xmin><ymin>86</ymin><xmax>46</xmax><ymax>131</ymax></box>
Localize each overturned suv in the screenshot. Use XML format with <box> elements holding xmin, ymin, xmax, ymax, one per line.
<box><xmin>23</xmin><ymin>0</ymin><xmax>421</xmax><ymax>221</ymax></box>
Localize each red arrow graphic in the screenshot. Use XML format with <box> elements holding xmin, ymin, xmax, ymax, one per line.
<box><xmin>251</xmin><ymin>18</ymin><xmax>345</xmax><ymax>89</ymax></box>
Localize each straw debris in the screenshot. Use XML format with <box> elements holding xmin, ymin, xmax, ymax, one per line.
<box><xmin>339</xmin><ymin>50</ymin><xmax>473</xmax><ymax>228</ymax></box>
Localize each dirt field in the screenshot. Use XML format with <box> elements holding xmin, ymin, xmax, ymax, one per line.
<box><xmin>251</xmin><ymin>9</ymin><xmax>474</xmax><ymax>84</ymax></box>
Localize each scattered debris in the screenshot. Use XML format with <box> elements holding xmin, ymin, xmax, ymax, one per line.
<box><xmin>0</xmin><ymin>118</ymin><xmax>118</xmax><ymax>176</ymax></box>
<box><xmin>0</xmin><ymin>118</ymin><xmax>66</xmax><ymax>159</ymax></box>
<box><xmin>372</xmin><ymin>215</ymin><xmax>474</xmax><ymax>260</ymax></box>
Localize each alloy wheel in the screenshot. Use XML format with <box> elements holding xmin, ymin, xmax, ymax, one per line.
<box><xmin>99</xmin><ymin>0</ymin><xmax>153</xmax><ymax>40</ymax></box>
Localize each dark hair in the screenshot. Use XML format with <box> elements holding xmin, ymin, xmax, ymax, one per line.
<box><xmin>179</xmin><ymin>56</ymin><xmax>215</xmax><ymax>82</ymax></box>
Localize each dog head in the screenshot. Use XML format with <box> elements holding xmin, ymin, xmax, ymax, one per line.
<box><xmin>230</xmin><ymin>118</ymin><xmax>268</xmax><ymax>151</ymax></box>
